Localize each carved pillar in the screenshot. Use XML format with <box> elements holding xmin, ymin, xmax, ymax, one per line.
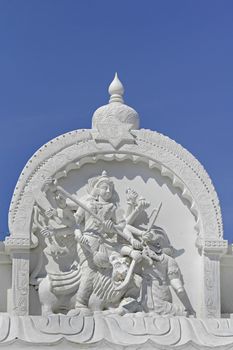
<box><xmin>5</xmin><ymin>237</ymin><xmax>30</xmax><ymax>316</ymax></box>
<box><xmin>197</xmin><ymin>238</ymin><xmax>228</xmax><ymax>318</ymax></box>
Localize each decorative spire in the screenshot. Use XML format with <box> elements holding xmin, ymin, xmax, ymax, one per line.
<box><xmin>92</xmin><ymin>73</ymin><xmax>140</xmax><ymax>132</ymax></box>
<box><xmin>108</xmin><ymin>72</ymin><xmax>124</xmax><ymax>104</ymax></box>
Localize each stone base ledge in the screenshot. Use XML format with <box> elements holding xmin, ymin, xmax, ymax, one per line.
<box><xmin>0</xmin><ymin>314</ymin><xmax>233</xmax><ymax>349</ymax></box>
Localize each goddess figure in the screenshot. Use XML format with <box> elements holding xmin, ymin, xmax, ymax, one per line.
<box><xmin>68</xmin><ymin>171</ymin><xmax>124</xmax><ymax>313</ymax></box>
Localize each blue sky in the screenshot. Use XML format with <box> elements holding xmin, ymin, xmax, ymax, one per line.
<box><xmin>0</xmin><ymin>1</ymin><xmax>232</xmax><ymax>242</ymax></box>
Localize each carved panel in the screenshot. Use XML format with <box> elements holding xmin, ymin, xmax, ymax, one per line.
<box><xmin>11</xmin><ymin>254</ymin><xmax>29</xmax><ymax>315</ymax></box>
<box><xmin>6</xmin><ymin>127</ymin><xmax>224</xmax><ymax>318</ymax></box>
<box><xmin>203</xmin><ymin>254</ymin><xmax>221</xmax><ymax>318</ymax></box>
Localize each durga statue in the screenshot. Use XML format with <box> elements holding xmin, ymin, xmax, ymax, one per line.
<box><xmin>31</xmin><ymin>170</ymin><xmax>195</xmax><ymax>317</ymax></box>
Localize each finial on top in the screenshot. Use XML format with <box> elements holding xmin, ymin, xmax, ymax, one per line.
<box><xmin>108</xmin><ymin>73</ymin><xmax>124</xmax><ymax>104</ymax></box>
<box><xmin>92</xmin><ymin>73</ymin><xmax>140</xmax><ymax>131</ymax></box>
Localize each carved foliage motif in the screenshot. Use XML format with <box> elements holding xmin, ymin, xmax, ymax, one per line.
<box><xmin>12</xmin><ymin>256</ymin><xmax>29</xmax><ymax>315</ymax></box>
<box><xmin>203</xmin><ymin>255</ymin><xmax>220</xmax><ymax>318</ymax></box>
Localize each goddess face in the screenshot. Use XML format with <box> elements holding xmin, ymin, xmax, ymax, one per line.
<box><xmin>97</xmin><ymin>181</ymin><xmax>113</xmax><ymax>201</ymax></box>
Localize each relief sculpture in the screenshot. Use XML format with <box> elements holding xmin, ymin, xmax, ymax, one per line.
<box><xmin>32</xmin><ymin>171</ymin><xmax>195</xmax><ymax>317</ymax></box>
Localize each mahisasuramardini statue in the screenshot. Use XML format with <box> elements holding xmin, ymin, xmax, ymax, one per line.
<box><xmin>32</xmin><ymin>171</ymin><xmax>195</xmax><ymax>317</ymax></box>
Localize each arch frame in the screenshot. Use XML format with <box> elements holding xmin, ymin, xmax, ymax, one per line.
<box><xmin>5</xmin><ymin>128</ymin><xmax>227</xmax><ymax>317</ymax></box>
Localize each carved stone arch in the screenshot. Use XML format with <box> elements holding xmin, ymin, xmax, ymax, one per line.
<box><xmin>6</xmin><ymin>128</ymin><xmax>227</xmax><ymax>317</ymax></box>
<box><xmin>8</xmin><ymin>128</ymin><xmax>222</xmax><ymax>241</ymax></box>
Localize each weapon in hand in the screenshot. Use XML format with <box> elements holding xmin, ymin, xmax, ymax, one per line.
<box><xmin>56</xmin><ymin>185</ymin><xmax>140</xmax><ymax>290</ymax></box>
<box><xmin>56</xmin><ymin>186</ymin><xmax>102</xmax><ymax>223</ymax></box>
<box><xmin>142</xmin><ymin>202</ymin><xmax>162</xmax><ymax>244</ymax></box>
<box><xmin>148</xmin><ymin>202</ymin><xmax>162</xmax><ymax>232</ymax></box>
<box><xmin>115</xmin><ymin>202</ymin><xmax>163</xmax><ymax>290</ymax></box>
<box><xmin>56</xmin><ymin>185</ymin><xmax>128</xmax><ymax>241</ymax></box>
<box><xmin>141</xmin><ymin>202</ymin><xmax>163</xmax><ymax>264</ymax></box>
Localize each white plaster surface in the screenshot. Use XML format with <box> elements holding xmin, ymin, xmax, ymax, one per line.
<box><xmin>220</xmin><ymin>247</ymin><xmax>233</xmax><ymax>315</ymax></box>
<box><xmin>0</xmin><ymin>314</ymin><xmax>232</xmax><ymax>349</ymax></box>
<box><xmin>0</xmin><ymin>74</ymin><xmax>232</xmax><ymax>349</ymax></box>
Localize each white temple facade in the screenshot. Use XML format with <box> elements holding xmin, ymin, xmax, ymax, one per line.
<box><xmin>0</xmin><ymin>74</ymin><xmax>233</xmax><ymax>349</ymax></box>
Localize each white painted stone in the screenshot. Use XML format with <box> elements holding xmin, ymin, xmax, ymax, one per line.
<box><xmin>92</xmin><ymin>73</ymin><xmax>140</xmax><ymax>131</ymax></box>
<box><xmin>0</xmin><ymin>74</ymin><xmax>232</xmax><ymax>349</ymax></box>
